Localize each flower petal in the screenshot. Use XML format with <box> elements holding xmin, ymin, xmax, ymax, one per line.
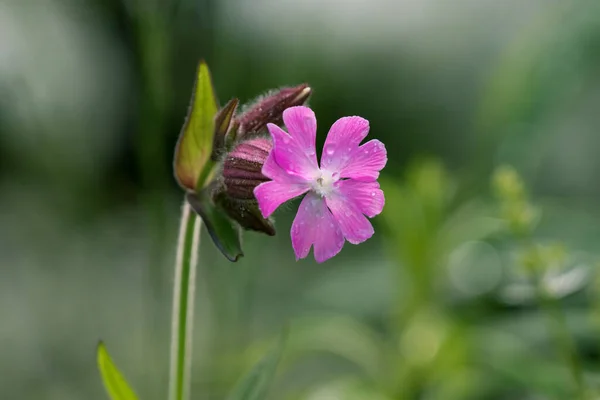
<box><xmin>325</xmin><ymin>191</ymin><xmax>374</xmax><ymax>245</ymax></box>
<box><xmin>254</xmin><ymin>181</ymin><xmax>309</xmax><ymax>218</ymax></box>
<box><xmin>336</xmin><ymin>180</ymin><xmax>385</xmax><ymax>218</ymax></box>
<box><xmin>255</xmin><ymin>120</ymin><xmax>315</xmax><ymax>219</ymax></box>
<box><xmin>340</xmin><ymin>139</ymin><xmax>387</xmax><ymax>181</ymax></box>
<box><xmin>267</xmin><ymin>123</ymin><xmax>319</xmax><ymax>180</ymax></box>
<box><xmin>291</xmin><ymin>192</ymin><xmax>344</xmax><ymax>263</ymax></box>
<box><xmin>283</xmin><ymin>106</ymin><xmax>317</xmax><ymax>161</ymax></box>
<box><xmin>320</xmin><ymin>116</ymin><xmax>370</xmax><ymax>173</ymax></box>
<box><xmin>260</xmin><ymin>150</ymin><xmax>297</xmax><ymax>182</ymax></box>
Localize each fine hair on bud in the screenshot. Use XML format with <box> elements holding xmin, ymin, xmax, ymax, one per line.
<box><xmin>236</xmin><ymin>84</ymin><xmax>311</xmax><ymax>138</ymax></box>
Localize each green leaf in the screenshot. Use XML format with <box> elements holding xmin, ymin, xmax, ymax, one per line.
<box><xmin>227</xmin><ymin>332</ymin><xmax>286</xmax><ymax>400</ymax></box>
<box><xmin>186</xmin><ymin>191</ymin><xmax>243</xmax><ymax>261</ymax></box>
<box><xmin>97</xmin><ymin>342</ymin><xmax>139</xmax><ymax>400</ymax></box>
<box><xmin>174</xmin><ymin>61</ymin><xmax>219</xmax><ymax>191</ymax></box>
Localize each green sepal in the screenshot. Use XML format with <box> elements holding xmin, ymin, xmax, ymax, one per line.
<box><xmin>173</xmin><ymin>61</ymin><xmax>219</xmax><ymax>191</ymax></box>
<box><xmin>212</xmin><ymin>98</ymin><xmax>239</xmax><ymax>161</ymax></box>
<box><xmin>186</xmin><ymin>190</ymin><xmax>244</xmax><ymax>262</ymax></box>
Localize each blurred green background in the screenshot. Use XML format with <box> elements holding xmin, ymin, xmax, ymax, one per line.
<box><xmin>2</xmin><ymin>0</ymin><xmax>600</xmax><ymax>399</ymax></box>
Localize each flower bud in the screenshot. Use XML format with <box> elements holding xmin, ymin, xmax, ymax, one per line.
<box><xmin>216</xmin><ymin>137</ymin><xmax>275</xmax><ymax>235</ymax></box>
<box><xmin>236</xmin><ymin>84</ymin><xmax>311</xmax><ymax>138</ymax></box>
<box><xmin>222</xmin><ymin>137</ymin><xmax>272</xmax><ymax>199</ymax></box>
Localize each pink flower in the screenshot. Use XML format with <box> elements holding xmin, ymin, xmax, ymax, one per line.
<box><xmin>254</xmin><ymin>106</ymin><xmax>387</xmax><ymax>263</ymax></box>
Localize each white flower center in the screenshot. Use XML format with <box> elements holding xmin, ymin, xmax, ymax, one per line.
<box><xmin>312</xmin><ymin>169</ymin><xmax>337</xmax><ymax>197</ymax></box>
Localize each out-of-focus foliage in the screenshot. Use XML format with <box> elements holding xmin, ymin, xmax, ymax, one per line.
<box><xmin>2</xmin><ymin>0</ymin><xmax>600</xmax><ymax>400</ymax></box>
<box><xmin>226</xmin><ymin>332</ymin><xmax>285</xmax><ymax>400</ymax></box>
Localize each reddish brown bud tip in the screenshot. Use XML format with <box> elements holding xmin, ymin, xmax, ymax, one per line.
<box><xmin>236</xmin><ymin>84</ymin><xmax>312</xmax><ymax>138</ymax></box>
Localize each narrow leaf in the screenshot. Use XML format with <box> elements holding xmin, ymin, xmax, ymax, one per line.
<box><xmin>226</xmin><ymin>332</ymin><xmax>286</xmax><ymax>400</ymax></box>
<box><xmin>186</xmin><ymin>191</ymin><xmax>243</xmax><ymax>261</ymax></box>
<box><xmin>212</xmin><ymin>98</ymin><xmax>239</xmax><ymax>160</ymax></box>
<box><xmin>174</xmin><ymin>61</ymin><xmax>219</xmax><ymax>191</ymax></box>
<box><xmin>97</xmin><ymin>342</ymin><xmax>139</xmax><ymax>400</ymax></box>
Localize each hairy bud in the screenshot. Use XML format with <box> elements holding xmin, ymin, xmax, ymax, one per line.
<box><xmin>236</xmin><ymin>84</ymin><xmax>312</xmax><ymax>138</ymax></box>
<box><xmin>216</xmin><ymin>137</ymin><xmax>275</xmax><ymax>235</ymax></box>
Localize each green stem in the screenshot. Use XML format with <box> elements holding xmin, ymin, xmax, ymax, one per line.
<box><xmin>168</xmin><ymin>200</ymin><xmax>202</xmax><ymax>400</ymax></box>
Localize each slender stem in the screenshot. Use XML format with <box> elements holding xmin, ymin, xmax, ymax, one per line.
<box><xmin>168</xmin><ymin>200</ymin><xmax>202</xmax><ymax>400</ymax></box>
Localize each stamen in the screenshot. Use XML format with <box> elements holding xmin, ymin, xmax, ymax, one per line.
<box><xmin>313</xmin><ymin>170</ymin><xmax>336</xmax><ymax>197</ymax></box>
